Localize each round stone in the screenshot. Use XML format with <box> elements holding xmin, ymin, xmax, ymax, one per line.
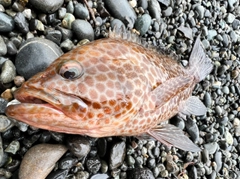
<box><xmin>15</xmin><ymin>38</ymin><xmax>63</xmax><ymax>80</ymax></box>
<box><xmin>19</xmin><ymin>144</ymin><xmax>67</xmax><ymax>179</ymax></box>
<box><xmin>0</xmin><ymin>12</ymin><xmax>14</xmax><ymax>32</ymax></box>
<box><xmin>0</xmin><ymin>60</ymin><xmax>16</xmax><ymax>83</ymax></box>
<box><xmin>134</xmin><ymin>14</ymin><xmax>151</xmax><ymax>36</ymax></box>
<box><xmin>66</xmin><ymin>135</ymin><xmax>91</xmax><ymax>159</ymax></box>
<box><xmin>74</xmin><ymin>3</ymin><xmax>89</xmax><ymax>19</ymax></box>
<box><xmin>29</xmin><ymin>0</ymin><xmax>64</xmax><ymax>13</ymax></box>
<box><xmin>72</xmin><ymin>19</ymin><xmax>94</xmax><ymax>41</ymax></box>
<box><xmin>109</xmin><ymin>140</ymin><xmax>126</xmax><ymax>170</ymax></box>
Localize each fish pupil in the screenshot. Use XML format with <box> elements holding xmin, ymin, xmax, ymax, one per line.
<box><xmin>63</xmin><ymin>70</ymin><xmax>76</xmax><ymax>79</ymax></box>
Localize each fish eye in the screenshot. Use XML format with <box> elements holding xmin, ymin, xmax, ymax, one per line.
<box><xmin>58</xmin><ymin>60</ymin><xmax>84</xmax><ymax>80</ymax></box>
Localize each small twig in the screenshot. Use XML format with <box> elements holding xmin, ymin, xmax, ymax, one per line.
<box><xmin>83</xmin><ymin>0</ymin><xmax>97</xmax><ymax>27</ymax></box>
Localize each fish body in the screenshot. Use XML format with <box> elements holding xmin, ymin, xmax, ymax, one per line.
<box><xmin>6</xmin><ymin>32</ymin><xmax>212</xmax><ymax>152</ymax></box>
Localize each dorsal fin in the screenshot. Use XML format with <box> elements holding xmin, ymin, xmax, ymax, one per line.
<box><xmin>109</xmin><ymin>26</ymin><xmax>142</xmax><ymax>44</ymax></box>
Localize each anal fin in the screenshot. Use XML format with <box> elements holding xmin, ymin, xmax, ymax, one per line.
<box><xmin>147</xmin><ymin>123</ymin><xmax>201</xmax><ymax>152</ymax></box>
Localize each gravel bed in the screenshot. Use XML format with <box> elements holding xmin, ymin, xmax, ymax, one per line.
<box><xmin>0</xmin><ymin>0</ymin><xmax>240</xmax><ymax>179</ymax></box>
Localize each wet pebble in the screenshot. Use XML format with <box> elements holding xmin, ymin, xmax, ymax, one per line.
<box><xmin>185</xmin><ymin>117</ymin><xmax>199</xmax><ymax>143</ymax></box>
<box><xmin>0</xmin><ymin>98</ymin><xmax>8</xmax><ymax>113</ymax></box>
<box><xmin>169</xmin><ymin>116</ymin><xmax>185</xmax><ymax>130</ymax></box>
<box><xmin>109</xmin><ymin>140</ymin><xmax>126</xmax><ymax>170</ymax></box>
<box><xmin>0</xmin><ymin>12</ymin><xmax>14</xmax><ymax>32</ymax></box>
<box><xmin>134</xmin><ymin>14</ymin><xmax>151</xmax><ymax>36</ymax></box>
<box><xmin>104</xmin><ymin>0</ymin><xmax>137</xmax><ymax>28</ymax></box>
<box><xmin>0</xmin><ymin>60</ymin><xmax>16</xmax><ymax>84</ymax></box>
<box><xmin>6</xmin><ymin>40</ymin><xmax>17</xmax><ymax>55</ymax></box>
<box><xmin>148</xmin><ymin>0</ymin><xmax>161</xmax><ymax>21</ymax></box>
<box><xmin>225</xmin><ymin>130</ymin><xmax>233</xmax><ymax>145</ymax></box>
<box><xmin>58</xmin><ymin>156</ymin><xmax>78</xmax><ymax>170</ymax></box>
<box><xmin>14</xmin><ymin>12</ymin><xmax>29</xmax><ymax>34</ymax></box>
<box><xmin>66</xmin><ymin>135</ymin><xmax>90</xmax><ymax>159</ymax></box>
<box><xmin>45</xmin><ymin>30</ymin><xmax>62</xmax><ymax>45</ymax></box>
<box><xmin>110</xmin><ymin>19</ymin><xmax>126</xmax><ymax>31</ymax></box>
<box><xmin>29</xmin><ymin>0</ymin><xmax>64</xmax><ymax>13</ymax></box>
<box><xmin>128</xmin><ymin>168</ymin><xmax>155</xmax><ymax>179</ymax></box>
<box><xmin>74</xmin><ymin>3</ymin><xmax>89</xmax><ymax>19</ymax></box>
<box><xmin>15</xmin><ymin>37</ymin><xmax>63</xmax><ymax>79</ymax></box>
<box><xmin>162</xmin><ymin>7</ymin><xmax>172</xmax><ymax>17</ymax></box>
<box><xmin>203</xmin><ymin>142</ymin><xmax>218</xmax><ymax>154</ymax></box>
<box><xmin>5</xmin><ymin>140</ymin><xmax>20</xmax><ymax>154</ymax></box>
<box><xmin>1</xmin><ymin>89</ymin><xmax>13</xmax><ymax>101</ymax></box>
<box><xmin>86</xmin><ymin>157</ymin><xmax>101</xmax><ymax>174</ymax></box>
<box><xmin>0</xmin><ymin>115</ymin><xmax>13</xmax><ymax>132</ymax></box>
<box><xmin>62</xmin><ymin>13</ymin><xmax>75</xmax><ymax>29</ymax></box>
<box><xmin>226</xmin><ymin>13</ymin><xmax>235</xmax><ymax>23</ymax></box>
<box><xmin>46</xmin><ymin>169</ymin><xmax>68</xmax><ymax>179</ymax></box>
<box><xmin>72</xmin><ymin>19</ymin><xmax>94</xmax><ymax>41</ymax></box>
<box><xmin>90</xmin><ymin>173</ymin><xmax>109</xmax><ymax>179</ymax></box>
<box><xmin>60</xmin><ymin>39</ymin><xmax>74</xmax><ymax>52</ymax></box>
<box><xmin>214</xmin><ymin>151</ymin><xmax>222</xmax><ymax>173</ymax></box>
<box><xmin>19</xmin><ymin>144</ymin><xmax>67</xmax><ymax>179</ymax></box>
<box><xmin>204</xmin><ymin>92</ymin><xmax>212</xmax><ymax>107</ymax></box>
<box><xmin>0</xmin><ymin>36</ymin><xmax>7</xmax><ymax>55</ymax></box>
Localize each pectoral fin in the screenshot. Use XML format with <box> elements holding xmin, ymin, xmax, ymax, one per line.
<box><xmin>147</xmin><ymin>123</ymin><xmax>201</xmax><ymax>152</ymax></box>
<box><xmin>180</xmin><ymin>96</ymin><xmax>207</xmax><ymax>116</ymax></box>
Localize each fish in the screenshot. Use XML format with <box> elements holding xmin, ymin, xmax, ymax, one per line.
<box><xmin>6</xmin><ymin>30</ymin><xmax>213</xmax><ymax>152</ymax></box>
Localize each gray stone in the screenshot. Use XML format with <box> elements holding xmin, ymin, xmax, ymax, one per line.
<box><xmin>0</xmin><ymin>12</ymin><xmax>14</xmax><ymax>32</ymax></box>
<box><xmin>29</xmin><ymin>0</ymin><xmax>64</xmax><ymax>13</ymax></box>
<box><xmin>148</xmin><ymin>0</ymin><xmax>161</xmax><ymax>22</ymax></box>
<box><xmin>72</xmin><ymin>19</ymin><xmax>94</xmax><ymax>41</ymax></box>
<box><xmin>134</xmin><ymin>14</ymin><xmax>151</xmax><ymax>35</ymax></box>
<box><xmin>0</xmin><ymin>60</ymin><xmax>16</xmax><ymax>83</ymax></box>
<box><xmin>109</xmin><ymin>140</ymin><xmax>126</xmax><ymax>170</ymax></box>
<box><xmin>14</xmin><ymin>12</ymin><xmax>29</xmax><ymax>34</ymax></box>
<box><xmin>103</xmin><ymin>0</ymin><xmax>137</xmax><ymax>28</ymax></box>
<box><xmin>0</xmin><ymin>36</ymin><xmax>7</xmax><ymax>55</ymax></box>
<box><xmin>74</xmin><ymin>3</ymin><xmax>89</xmax><ymax>20</ymax></box>
<box><xmin>15</xmin><ymin>38</ymin><xmax>63</xmax><ymax>79</ymax></box>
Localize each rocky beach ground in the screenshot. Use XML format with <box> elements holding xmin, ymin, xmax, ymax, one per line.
<box><xmin>0</xmin><ymin>0</ymin><xmax>239</xmax><ymax>178</ymax></box>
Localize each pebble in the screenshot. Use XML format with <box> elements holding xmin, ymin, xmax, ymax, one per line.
<box><xmin>45</xmin><ymin>30</ymin><xmax>62</xmax><ymax>45</ymax></box>
<box><xmin>134</xmin><ymin>14</ymin><xmax>151</xmax><ymax>35</ymax></box>
<box><xmin>60</xmin><ymin>39</ymin><xmax>74</xmax><ymax>52</ymax></box>
<box><xmin>29</xmin><ymin>0</ymin><xmax>64</xmax><ymax>13</ymax></box>
<box><xmin>128</xmin><ymin>168</ymin><xmax>155</xmax><ymax>179</ymax></box>
<box><xmin>194</xmin><ymin>5</ymin><xmax>205</xmax><ymax>19</ymax></box>
<box><xmin>103</xmin><ymin>0</ymin><xmax>137</xmax><ymax>28</ymax></box>
<box><xmin>0</xmin><ymin>98</ymin><xmax>8</xmax><ymax>113</ymax></box>
<box><xmin>14</xmin><ymin>12</ymin><xmax>29</xmax><ymax>34</ymax></box>
<box><xmin>225</xmin><ymin>130</ymin><xmax>233</xmax><ymax>145</ymax></box>
<box><xmin>162</xmin><ymin>7</ymin><xmax>172</xmax><ymax>17</ymax></box>
<box><xmin>97</xmin><ymin>138</ymin><xmax>107</xmax><ymax>157</ymax></box>
<box><xmin>0</xmin><ymin>12</ymin><xmax>14</xmax><ymax>32</ymax></box>
<box><xmin>19</xmin><ymin>144</ymin><xmax>67</xmax><ymax>179</ymax></box>
<box><xmin>109</xmin><ymin>140</ymin><xmax>126</xmax><ymax>170</ymax></box>
<box><xmin>62</xmin><ymin>13</ymin><xmax>75</xmax><ymax>29</ymax></box>
<box><xmin>15</xmin><ymin>37</ymin><xmax>63</xmax><ymax>79</ymax></box>
<box><xmin>226</xmin><ymin>13</ymin><xmax>235</xmax><ymax>23</ymax></box>
<box><xmin>0</xmin><ymin>60</ymin><xmax>16</xmax><ymax>84</ymax></box>
<box><xmin>74</xmin><ymin>3</ymin><xmax>89</xmax><ymax>20</ymax></box>
<box><xmin>46</xmin><ymin>169</ymin><xmax>68</xmax><ymax>179</ymax></box>
<box><xmin>66</xmin><ymin>135</ymin><xmax>90</xmax><ymax>159</ymax></box>
<box><xmin>148</xmin><ymin>0</ymin><xmax>161</xmax><ymax>21</ymax></box>
<box><xmin>214</xmin><ymin>151</ymin><xmax>222</xmax><ymax>173</ymax></box>
<box><xmin>72</xmin><ymin>19</ymin><xmax>94</xmax><ymax>41</ymax></box>
<box><xmin>86</xmin><ymin>157</ymin><xmax>101</xmax><ymax>174</ymax></box>
<box><xmin>185</xmin><ymin>117</ymin><xmax>199</xmax><ymax>143</ymax></box>
<box><xmin>203</xmin><ymin>142</ymin><xmax>218</xmax><ymax>154</ymax></box>
<box><xmin>207</xmin><ymin>30</ymin><xmax>217</xmax><ymax>40</ymax></box>
<box><xmin>169</xmin><ymin>116</ymin><xmax>185</xmax><ymax>130</ymax></box>
<box><xmin>0</xmin><ymin>36</ymin><xmax>7</xmax><ymax>56</ymax></box>
<box><xmin>5</xmin><ymin>140</ymin><xmax>20</xmax><ymax>154</ymax></box>
<box><xmin>6</xmin><ymin>40</ymin><xmax>17</xmax><ymax>55</ymax></box>
<box><xmin>110</xmin><ymin>19</ymin><xmax>126</xmax><ymax>31</ymax></box>
<box><xmin>0</xmin><ymin>115</ymin><xmax>13</xmax><ymax>132</ymax></box>
<box><xmin>58</xmin><ymin>156</ymin><xmax>78</xmax><ymax>170</ymax></box>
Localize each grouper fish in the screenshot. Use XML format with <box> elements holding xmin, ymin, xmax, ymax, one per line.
<box><xmin>6</xmin><ymin>30</ymin><xmax>213</xmax><ymax>152</ymax></box>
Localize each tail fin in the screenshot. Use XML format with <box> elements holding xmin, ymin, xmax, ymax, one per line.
<box><xmin>188</xmin><ymin>35</ymin><xmax>213</xmax><ymax>82</ymax></box>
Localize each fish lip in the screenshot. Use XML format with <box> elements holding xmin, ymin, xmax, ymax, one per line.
<box><xmin>13</xmin><ymin>86</ymin><xmax>88</xmax><ymax>111</ymax></box>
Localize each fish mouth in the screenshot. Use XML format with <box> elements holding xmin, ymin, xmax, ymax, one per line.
<box><xmin>6</xmin><ymin>86</ymin><xmax>88</xmax><ymax>118</ymax></box>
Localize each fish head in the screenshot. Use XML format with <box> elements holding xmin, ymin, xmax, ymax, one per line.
<box><xmin>6</xmin><ymin>39</ymin><xmax>147</xmax><ymax>136</ymax></box>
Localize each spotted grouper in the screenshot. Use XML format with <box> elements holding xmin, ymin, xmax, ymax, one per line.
<box><xmin>6</xmin><ymin>30</ymin><xmax>213</xmax><ymax>152</ymax></box>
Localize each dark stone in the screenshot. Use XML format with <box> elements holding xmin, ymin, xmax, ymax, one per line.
<box><xmin>14</xmin><ymin>12</ymin><xmax>29</xmax><ymax>34</ymax></box>
<box><xmin>15</xmin><ymin>38</ymin><xmax>63</xmax><ymax>79</ymax></box>
<box><xmin>45</xmin><ymin>30</ymin><xmax>62</xmax><ymax>45</ymax></box>
<box><xmin>128</xmin><ymin>168</ymin><xmax>155</xmax><ymax>179</ymax></box>
<box><xmin>66</xmin><ymin>135</ymin><xmax>91</xmax><ymax>159</ymax></box>
<box><xmin>74</xmin><ymin>3</ymin><xmax>89</xmax><ymax>19</ymax></box>
<box><xmin>29</xmin><ymin>0</ymin><xmax>64</xmax><ymax>13</ymax></box>
<box><xmin>0</xmin><ymin>12</ymin><xmax>15</xmax><ymax>32</ymax></box>
<box><xmin>103</xmin><ymin>0</ymin><xmax>137</xmax><ymax>28</ymax></box>
<box><xmin>72</xmin><ymin>19</ymin><xmax>94</xmax><ymax>41</ymax></box>
<box><xmin>46</xmin><ymin>169</ymin><xmax>68</xmax><ymax>179</ymax></box>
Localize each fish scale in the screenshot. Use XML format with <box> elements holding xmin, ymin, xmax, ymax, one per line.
<box><xmin>6</xmin><ymin>31</ymin><xmax>212</xmax><ymax>152</ymax></box>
